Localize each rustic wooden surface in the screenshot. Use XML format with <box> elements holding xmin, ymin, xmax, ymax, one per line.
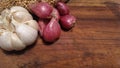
<box><xmin>0</xmin><ymin>0</ymin><xmax>120</xmax><ymax>68</ymax></box>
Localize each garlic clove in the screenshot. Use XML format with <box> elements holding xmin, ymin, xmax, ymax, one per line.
<box><xmin>0</xmin><ymin>29</ymin><xmax>4</xmax><ymax>35</ymax></box>
<box><xmin>1</xmin><ymin>9</ymin><xmax>10</xmax><ymax>19</ymax></box>
<box><xmin>11</xmin><ymin>33</ymin><xmax>26</xmax><ymax>50</ymax></box>
<box><xmin>24</xmin><ymin>20</ymin><xmax>38</xmax><ymax>30</ymax></box>
<box><xmin>2</xmin><ymin>16</ymin><xmax>13</xmax><ymax>31</ymax></box>
<box><xmin>0</xmin><ymin>19</ymin><xmax>3</xmax><ymax>25</ymax></box>
<box><xmin>0</xmin><ymin>32</ymin><xmax>13</xmax><ymax>51</ymax></box>
<box><xmin>10</xmin><ymin>6</ymin><xmax>29</xmax><ymax>13</ymax></box>
<box><xmin>0</xmin><ymin>16</ymin><xmax>2</xmax><ymax>19</ymax></box>
<box><xmin>0</xmin><ymin>16</ymin><xmax>3</xmax><ymax>25</ymax></box>
<box><xmin>11</xmin><ymin>16</ymin><xmax>38</xmax><ymax>46</ymax></box>
<box><xmin>16</xmin><ymin>24</ymin><xmax>38</xmax><ymax>45</ymax></box>
<box><xmin>13</xmin><ymin>12</ymin><xmax>33</xmax><ymax>23</ymax></box>
<box><xmin>0</xmin><ymin>20</ymin><xmax>4</xmax><ymax>29</ymax></box>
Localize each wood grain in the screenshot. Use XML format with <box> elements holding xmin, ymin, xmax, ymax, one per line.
<box><xmin>0</xmin><ymin>0</ymin><xmax>120</xmax><ymax>68</ymax></box>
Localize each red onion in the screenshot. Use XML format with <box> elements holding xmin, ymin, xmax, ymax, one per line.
<box><xmin>30</xmin><ymin>1</ymin><xmax>76</xmax><ymax>43</ymax></box>
<box><xmin>29</xmin><ymin>2</ymin><xmax>53</xmax><ymax>18</ymax></box>
<box><xmin>37</xmin><ymin>7</ymin><xmax>61</xmax><ymax>42</ymax></box>
<box><xmin>43</xmin><ymin>18</ymin><xmax>61</xmax><ymax>43</ymax></box>
<box><xmin>56</xmin><ymin>2</ymin><xmax>69</xmax><ymax>16</ymax></box>
<box><xmin>38</xmin><ymin>8</ymin><xmax>60</xmax><ymax>37</ymax></box>
<box><xmin>60</xmin><ymin>15</ymin><xmax>76</xmax><ymax>30</ymax></box>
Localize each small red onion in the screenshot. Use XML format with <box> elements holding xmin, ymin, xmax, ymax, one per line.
<box><xmin>60</xmin><ymin>15</ymin><xmax>76</xmax><ymax>30</ymax></box>
<box><xmin>56</xmin><ymin>2</ymin><xmax>69</xmax><ymax>16</ymax></box>
<box><xmin>43</xmin><ymin>18</ymin><xmax>61</xmax><ymax>43</ymax></box>
<box><xmin>29</xmin><ymin>2</ymin><xmax>53</xmax><ymax>18</ymax></box>
<box><xmin>38</xmin><ymin>8</ymin><xmax>60</xmax><ymax>37</ymax></box>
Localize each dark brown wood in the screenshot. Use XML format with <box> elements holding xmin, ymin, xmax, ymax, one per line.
<box><xmin>0</xmin><ymin>0</ymin><xmax>120</xmax><ymax>68</ymax></box>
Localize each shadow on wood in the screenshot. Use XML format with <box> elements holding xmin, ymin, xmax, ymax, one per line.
<box><xmin>104</xmin><ymin>1</ymin><xmax>120</xmax><ymax>19</ymax></box>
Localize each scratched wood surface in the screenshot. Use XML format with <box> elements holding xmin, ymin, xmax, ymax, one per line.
<box><xmin>0</xmin><ymin>0</ymin><xmax>120</xmax><ymax>68</ymax></box>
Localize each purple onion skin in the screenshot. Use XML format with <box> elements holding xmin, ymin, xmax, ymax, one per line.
<box><xmin>60</xmin><ymin>15</ymin><xmax>76</xmax><ymax>30</ymax></box>
<box><xmin>56</xmin><ymin>2</ymin><xmax>70</xmax><ymax>16</ymax></box>
<box><xmin>38</xmin><ymin>19</ymin><xmax>48</xmax><ymax>37</ymax></box>
<box><xmin>29</xmin><ymin>2</ymin><xmax>53</xmax><ymax>18</ymax></box>
<box><xmin>38</xmin><ymin>8</ymin><xmax>60</xmax><ymax>38</ymax></box>
<box><xmin>38</xmin><ymin>8</ymin><xmax>61</xmax><ymax>43</ymax></box>
<box><xmin>51</xmin><ymin>8</ymin><xmax>60</xmax><ymax>21</ymax></box>
<box><xmin>43</xmin><ymin>18</ymin><xmax>61</xmax><ymax>43</ymax></box>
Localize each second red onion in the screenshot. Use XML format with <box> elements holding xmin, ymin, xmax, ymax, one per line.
<box><xmin>29</xmin><ymin>2</ymin><xmax>53</xmax><ymax>18</ymax></box>
<box><xmin>43</xmin><ymin>18</ymin><xmax>61</xmax><ymax>43</ymax></box>
<box><xmin>56</xmin><ymin>2</ymin><xmax>70</xmax><ymax>16</ymax></box>
<box><xmin>60</xmin><ymin>15</ymin><xmax>76</xmax><ymax>30</ymax></box>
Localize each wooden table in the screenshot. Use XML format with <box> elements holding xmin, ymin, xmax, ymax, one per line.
<box><xmin>0</xmin><ymin>0</ymin><xmax>120</xmax><ymax>68</ymax></box>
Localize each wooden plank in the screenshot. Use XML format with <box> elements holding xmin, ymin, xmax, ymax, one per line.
<box><xmin>0</xmin><ymin>0</ymin><xmax>120</xmax><ymax>68</ymax></box>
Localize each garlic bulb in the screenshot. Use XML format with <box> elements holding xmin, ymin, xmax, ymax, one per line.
<box><xmin>0</xmin><ymin>6</ymin><xmax>38</xmax><ymax>51</ymax></box>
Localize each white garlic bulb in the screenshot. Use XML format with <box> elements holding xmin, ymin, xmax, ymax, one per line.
<box><xmin>0</xmin><ymin>6</ymin><xmax>38</xmax><ymax>51</ymax></box>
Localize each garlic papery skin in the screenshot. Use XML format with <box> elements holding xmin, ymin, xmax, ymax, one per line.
<box><xmin>1</xmin><ymin>9</ymin><xmax>10</xmax><ymax>18</ymax></box>
<box><xmin>10</xmin><ymin>6</ymin><xmax>29</xmax><ymax>13</ymax></box>
<box><xmin>14</xmin><ymin>23</ymin><xmax>38</xmax><ymax>46</ymax></box>
<box><xmin>11</xmin><ymin>33</ymin><xmax>26</xmax><ymax>50</ymax></box>
<box><xmin>13</xmin><ymin>12</ymin><xmax>33</xmax><ymax>23</ymax></box>
<box><xmin>0</xmin><ymin>6</ymin><xmax>38</xmax><ymax>51</ymax></box>
<box><xmin>0</xmin><ymin>19</ymin><xmax>3</xmax><ymax>26</ymax></box>
<box><xmin>0</xmin><ymin>31</ymin><xmax>14</xmax><ymax>51</ymax></box>
<box><xmin>24</xmin><ymin>20</ymin><xmax>38</xmax><ymax>30</ymax></box>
